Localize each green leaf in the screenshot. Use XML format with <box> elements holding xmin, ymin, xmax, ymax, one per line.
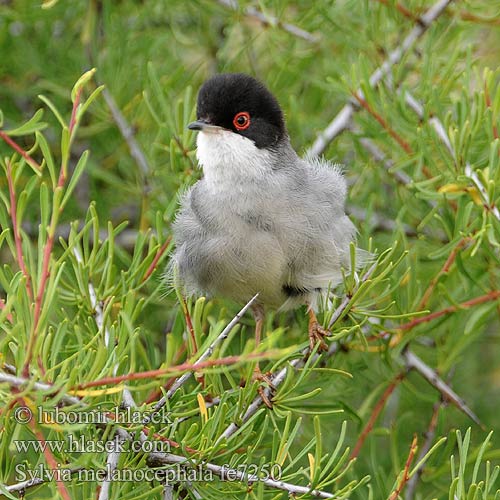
<box><xmin>4</xmin><ymin>109</ymin><xmax>47</xmax><ymax>136</ymax></box>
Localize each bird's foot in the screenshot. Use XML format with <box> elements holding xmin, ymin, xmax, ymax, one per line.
<box><xmin>253</xmin><ymin>366</ymin><xmax>275</xmax><ymax>409</ymax></box>
<box><xmin>308</xmin><ymin>310</ymin><xmax>329</xmax><ymax>353</ymax></box>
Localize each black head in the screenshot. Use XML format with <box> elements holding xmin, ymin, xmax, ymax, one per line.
<box><xmin>188</xmin><ymin>73</ymin><xmax>287</xmax><ymax>149</ymax></box>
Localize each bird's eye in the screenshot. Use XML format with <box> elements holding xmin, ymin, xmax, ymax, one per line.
<box><xmin>233</xmin><ymin>111</ymin><xmax>251</xmax><ymax>131</ymax></box>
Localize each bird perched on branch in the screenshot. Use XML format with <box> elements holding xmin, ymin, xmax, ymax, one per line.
<box><xmin>172</xmin><ymin>73</ymin><xmax>359</xmax><ymax>352</ymax></box>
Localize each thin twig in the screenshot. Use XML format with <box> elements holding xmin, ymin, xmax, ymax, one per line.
<box><xmin>375</xmin><ymin>0</ymin><xmax>420</xmax><ymax>21</ymax></box>
<box><xmin>418</xmin><ymin>237</ymin><xmax>471</xmax><ymax>309</ymax></box>
<box><xmin>6</xmin><ymin>160</ymin><xmax>33</xmax><ymax>299</ymax></box>
<box><xmin>0</xmin><ymin>130</ymin><xmax>42</xmax><ymax>171</ymax></box>
<box><xmin>353</xmin><ymin>92</ymin><xmax>413</xmax><ymax>155</ymax></box>
<box><xmin>357</xmin><ymin>137</ymin><xmax>413</xmax><ymax>185</ymax></box>
<box><xmin>3</xmin><ymin>468</ymin><xmax>84</xmax><ymax>494</ymax></box>
<box><xmin>388</xmin><ymin>434</ymin><xmax>418</xmax><ymax>500</ymax></box>
<box><xmin>215</xmin><ymin>0</ymin><xmax>320</xmax><ymax>43</ymax></box>
<box><xmin>27</xmin><ymin>414</ymin><xmax>72</xmax><ymax>500</ymax></box>
<box><xmin>350</xmin><ymin>372</ymin><xmax>406</xmax><ymax>459</ymax></box>
<box><xmin>75</xmin><ymin>349</ymin><xmax>282</xmax><ymax>390</ymax></box>
<box><xmin>141</xmin><ymin>237</ymin><xmax>172</xmax><ymax>283</ymax></box>
<box><xmin>405</xmin><ymin>399</ymin><xmax>445</xmax><ymax>500</ymax></box>
<box><xmin>309</xmin><ymin>0</ymin><xmax>453</xmax><ymax>156</ymax></box>
<box><xmin>23</xmin><ymin>89</ymin><xmax>83</xmax><ymax>377</ymax></box>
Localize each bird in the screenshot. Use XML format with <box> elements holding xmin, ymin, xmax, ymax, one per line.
<box><xmin>171</xmin><ymin>73</ymin><xmax>359</xmax><ymax>354</ymax></box>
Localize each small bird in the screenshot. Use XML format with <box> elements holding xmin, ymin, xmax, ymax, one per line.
<box><xmin>172</xmin><ymin>73</ymin><xmax>358</xmax><ymax>351</ymax></box>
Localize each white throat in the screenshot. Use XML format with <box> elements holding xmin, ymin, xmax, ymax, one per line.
<box><xmin>196</xmin><ymin>129</ymin><xmax>273</xmax><ymax>191</ymax></box>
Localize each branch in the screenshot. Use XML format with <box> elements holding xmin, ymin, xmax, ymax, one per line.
<box><xmin>398</xmin><ymin>290</ymin><xmax>500</xmax><ymax>332</ymax></box>
<box><xmin>353</xmin><ymin>93</ymin><xmax>413</xmax><ymax>155</ymax></box>
<box><xmin>0</xmin><ymin>371</ymin><xmax>83</xmax><ymax>406</ymax></box>
<box><xmin>75</xmin><ymin>349</ymin><xmax>282</xmax><ymax>390</ymax></box>
<box><xmin>374</xmin><ymin>0</ymin><xmax>420</xmax><ymax>21</ymax></box>
<box><xmin>402</xmin><ymin>348</ymin><xmax>482</xmax><ymax>426</ymax></box>
<box><xmin>3</xmin><ymin>468</ymin><xmax>83</xmax><ymax>495</ymax></box>
<box><xmin>308</xmin><ymin>0</ymin><xmax>453</xmax><ymax>156</ymax></box>
<box><xmin>215</xmin><ymin>0</ymin><xmax>320</xmax><ymax>43</ymax></box>
<box><xmin>148</xmin><ymin>452</ymin><xmax>336</xmax><ymax>499</ymax></box>
<box><xmin>102</xmin><ymin>87</ymin><xmax>151</xmax><ymax>180</ymax></box>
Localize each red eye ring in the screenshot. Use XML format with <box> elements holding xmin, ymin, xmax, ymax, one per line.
<box><xmin>233</xmin><ymin>111</ymin><xmax>251</xmax><ymax>131</ymax></box>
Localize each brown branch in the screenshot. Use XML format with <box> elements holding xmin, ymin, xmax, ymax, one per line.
<box><xmin>74</xmin><ymin>350</ymin><xmax>280</xmax><ymax>390</ymax></box>
<box><xmin>181</xmin><ymin>296</ymin><xmax>198</xmax><ymax>354</ymax></box>
<box><xmin>353</xmin><ymin>92</ymin><xmax>413</xmax><ymax>154</ymax></box>
<box><xmin>141</xmin><ymin>237</ymin><xmax>172</xmax><ymax>283</ymax></box>
<box><xmin>0</xmin><ymin>130</ymin><xmax>42</xmax><ymax>171</ymax></box>
<box><xmin>23</xmin><ymin>89</ymin><xmax>83</xmax><ymax>377</ymax></box>
<box><xmin>388</xmin><ymin>434</ymin><xmax>418</xmax><ymax>500</ymax></box>
<box><xmin>399</xmin><ymin>290</ymin><xmax>500</xmax><ymax>332</ymax></box>
<box><xmin>27</xmin><ymin>412</ymin><xmax>72</xmax><ymax>500</ymax></box>
<box><xmin>353</xmin><ymin>92</ymin><xmax>433</xmax><ymax>178</ymax></box>
<box><xmin>459</xmin><ymin>10</ymin><xmax>500</xmax><ymax>26</ymax></box>
<box><xmin>374</xmin><ymin>0</ymin><xmax>420</xmax><ymax>21</ymax></box>
<box><xmin>418</xmin><ymin>237</ymin><xmax>472</xmax><ymax>310</ymax></box>
<box><xmin>484</xmin><ymin>80</ymin><xmax>500</xmax><ymax>142</ymax></box>
<box><xmin>142</xmin><ymin>294</ymin><xmax>259</xmax><ymax>424</ymax></box>
<box><xmin>350</xmin><ymin>372</ymin><xmax>406</xmax><ymax>459</ymax></box>
<box><xmin>6</xmin><ymin>160</ymin><xmax>33</xmax><ymax>299</ymax></box>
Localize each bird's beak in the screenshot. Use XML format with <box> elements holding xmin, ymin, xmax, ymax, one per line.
<box><xmin>187</xmin><ymin>119</ymin><xmax>220</xmax><ymax>132</ymax></box>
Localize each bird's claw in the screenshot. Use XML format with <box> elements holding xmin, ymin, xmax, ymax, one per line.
<box><xmin>253</xmin><ymin>367</ymin><xmax>275</xmax><ymax>408</ymax></box>
<box><xmin>308</xmin><ymin>320</ymin><xmax>329</xmax><ymax>353</ymax></box>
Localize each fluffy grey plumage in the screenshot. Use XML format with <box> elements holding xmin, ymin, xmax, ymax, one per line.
<box><xmin>172</xmin><ymin>73</ymin><xmax>358</xmax><ymax>311</ymax></box>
